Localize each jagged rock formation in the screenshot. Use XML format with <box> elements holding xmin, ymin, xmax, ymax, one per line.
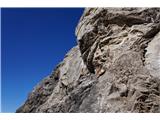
<box><xmin>16</xmin><ymin>8</ymin><xmax>160</xmax><ymax>113</ymax></box>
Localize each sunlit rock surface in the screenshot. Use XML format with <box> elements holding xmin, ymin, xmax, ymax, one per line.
<box><xmin>17</xmin><ymin>8</ymin><xmax>160</xmax><ymax>113</ymax></box>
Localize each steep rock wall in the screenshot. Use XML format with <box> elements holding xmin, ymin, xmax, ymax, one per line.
<box><xmin>17</xmin><ymin>8</ymin><xmax>160</xmax><ymax>113</ymax></box>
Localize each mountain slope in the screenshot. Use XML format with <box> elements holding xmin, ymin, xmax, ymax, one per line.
<box><xmin>17</xmin><ymin>8</ymin><xmax>160</xmax><ymax>113</ymax></box>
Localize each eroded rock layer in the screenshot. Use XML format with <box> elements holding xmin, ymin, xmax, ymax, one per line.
<box><xmin>17</xmin><ymin>8</ymin><xmax>160</xmax><ymax>113</ymax></box>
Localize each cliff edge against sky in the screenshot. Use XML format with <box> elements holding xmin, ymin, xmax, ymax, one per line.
<box><xmin>17</xmin><ymin>8</ymin><xmax>160</xmax><ymax>113</ymax></box>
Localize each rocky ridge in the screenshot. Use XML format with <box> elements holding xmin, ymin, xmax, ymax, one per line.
<box><xmin>17</xmin><ymin>8</ymin><xmax>160</xmax><ymax>113</ymax></box>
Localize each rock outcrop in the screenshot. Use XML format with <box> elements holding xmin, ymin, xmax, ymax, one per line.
<box><xmin>16</xmin><ymin>8</ymin><xmax>160</xmax><ymax>113</ymax></box>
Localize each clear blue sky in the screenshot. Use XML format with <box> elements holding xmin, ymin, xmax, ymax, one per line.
<box><xmin>0</xmin><ymin>8</ymin><xmax>2</xmax><ymax>112</ymax></box>
<box><xmin>1</xmin><ymin>8</ymin><xmax>84</xmax><ymax>113</ymax></box>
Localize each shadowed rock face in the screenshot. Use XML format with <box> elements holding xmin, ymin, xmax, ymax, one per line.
<box><xmin>16</xmin><ymin>8</ymin><xmax>160</xmax><ymax>113</ymax></box>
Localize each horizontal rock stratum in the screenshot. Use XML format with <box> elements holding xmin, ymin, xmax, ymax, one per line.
<box><xmin>16</xmin><ymin>8</ymin><xmax>160</xmax><ymax>113</ymax></box>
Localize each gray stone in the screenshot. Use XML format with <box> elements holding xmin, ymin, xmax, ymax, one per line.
<box><xmin>16</xmin><ymin>8</ymin><xmax>160</xmax><ymax>113</ymax></box>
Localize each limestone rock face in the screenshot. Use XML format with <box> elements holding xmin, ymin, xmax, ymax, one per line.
<box><xmin>16</xmin><ymin>8</ymin><xmax>160</xmax><ymax>113</ymax></box>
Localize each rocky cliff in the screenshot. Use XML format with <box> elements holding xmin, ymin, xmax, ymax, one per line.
<box><xmin>16</xmin><ymin>8</ymin><xmax>160</xmax><ymax>113</ymax></box>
